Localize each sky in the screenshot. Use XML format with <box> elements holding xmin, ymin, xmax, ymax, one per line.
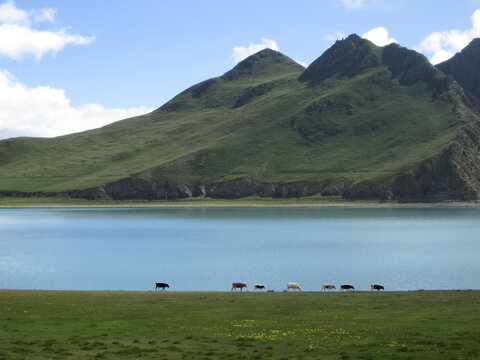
<box><xmin>0</xmin><ymin>0</ymin><xmax>479</xmax><ymax>139</ymax></box>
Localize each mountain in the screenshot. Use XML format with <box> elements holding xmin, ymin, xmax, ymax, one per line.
<box><xmin>1</xmin><ymin>34</ymin><xmax>480</xmax><ymax>202</ymax></box>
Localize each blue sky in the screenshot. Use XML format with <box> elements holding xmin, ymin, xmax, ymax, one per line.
<box><xmin>0</xmin><ymin>0</ymin><xmax>479</xmax><ymax>138</ymax></box>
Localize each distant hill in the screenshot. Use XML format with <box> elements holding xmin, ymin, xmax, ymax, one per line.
<box><xmin>1</xmin><ymin>34</ymin><xmax>480</xmax><ymax>202</ymax></box>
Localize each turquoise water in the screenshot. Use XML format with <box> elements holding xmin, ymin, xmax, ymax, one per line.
<box><xmin>0</xmin><ymin>207</ymin><xmax>479</xmax><ymax>291</ymax></box>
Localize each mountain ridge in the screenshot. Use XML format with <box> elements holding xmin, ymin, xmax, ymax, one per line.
<box><xmin>437</xmin><ymin>38</ymin><xmax>480</xmax><ymax>100</ymax></box>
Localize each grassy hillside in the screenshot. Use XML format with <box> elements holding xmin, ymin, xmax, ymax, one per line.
<box><xmin>0</xmin><ymin>34</ymin><xmax>478</xmax><ymax>200</ymax></box>
<box><xmin>0</xmin><ymin>290</ymin><xmax>479</xmax><ymax>359</ymax></box>
<box><xmin>0</xmin><ymin>51</ymin><xmax>305</xmax><ymax>192</ymax></box>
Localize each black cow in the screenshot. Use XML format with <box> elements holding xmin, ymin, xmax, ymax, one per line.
<box><xmin>155</xmin><ymin>282</ymin><xmax>169</xmax><ymax>290</ymax></box>
<box><xmin>371</xmin><ymin>284</ymin><xmax>384</xmax><ymax>291</ymax></box>
<box><xmin>340</xmin><ymin>284</ymin><xmax>355</xmax><ymax>291</ymax></box>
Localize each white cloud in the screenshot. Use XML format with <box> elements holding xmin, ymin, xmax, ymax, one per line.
<box><xmin>0</xmin><ymin>69</ymin><xmax>153</xmax><ymax>139</ymax></box>
<box><xmin>0</xmin><ymin>1</ymin><xmax>93</xmax><ymax>60</ymax></box>
<box><xmin>0</xmin><ymin>0</ymin><xmax>56</xmax><ymax>25</ymax></box>
<box><xmin>337</xmin><ymin>0</ymin><xmax>365</xmax><ymax>10</ymax></box>
<box><xmin>362</xmin><ymin>27</ymin><xmax>397</xmax><ymax>46</ymax></box>
<box><xmin>232</xmin><ymin>38</ymin><xmax>279</xmax><ymax>63</ymax></box>
<box><xmin>0</xmin><ymin>24</ymin><xmax>94</xmax><ymax>60</ymax></box>
<box><xmin>34</xmin><ymin>8</ymin><xmax>56</xmax><ymax>23</ymax></box>
<box><xmin>0</xmin><ymin>0</ymin><xmax>28</xmax><ymax>24</ymax></box>
<box><xmin>416</xmin><ymin>9</ymin><xmax>480</xmax><ymax>64</ymax></box>
<box><xmin>323</xmin><ymin>31</ymin><xmax>347</xmax><ymax>42</ymax></box>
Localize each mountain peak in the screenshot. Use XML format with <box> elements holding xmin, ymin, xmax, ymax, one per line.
<box><xmin>382</xmin><ymin>43</ymin><xmax>445</xmax><ymax>87</ymax></box>
<box><xmin>437</xmin><ymin>37</ymin><xmax>480</xmax><ymax>99</ymax></box>
<box><xmin>251</xmin><ymin>47</ymin><xmax>283</xmax><ymax>58</ymax></box>
<box><xmin>232</xmin><ymin>48</ymin><xmax>285</xmax><ymax>71</ymax></box>
<box><xmin>344</xmin><ymin>33</ymin><xmax>365</xmax><ymax>44</ymax></box>
<box><xmin>464</xmin><ymin>37</ymin><xmax>480</xmax><ymax>49</ymax></box>
<box><xmin>299</xmin><ymin>33</ymin><xmax>382</xmax><ymax>85</ymax></box>
<box><xmin>451</xmin><ymin>37</ymin><xmax>480</xmax><ymax>58</ymax></box>
<box><xmin>223</xmin><ymin>48</ymin><xmax>304</xmax><ymax>81</ymax></box>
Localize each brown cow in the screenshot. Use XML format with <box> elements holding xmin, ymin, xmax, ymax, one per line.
<box><xmin>232</xmin><ymin>282</ymin><xmax>247</xmax><ymax>291</ymax></box>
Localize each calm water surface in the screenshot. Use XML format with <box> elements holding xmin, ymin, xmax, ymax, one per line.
<box><xmin>0</xmin><ymin>207</ymin><xmax>479</xmax><ymax>291</ymax></box>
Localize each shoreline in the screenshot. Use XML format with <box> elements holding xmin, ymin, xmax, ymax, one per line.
<box><xmin>1</xmin><ymin>201</ymin><xmax>480</xmax><ymax>209</ymax></box>
<box><xmin>1</xmin><ymin>193</ymin><xmax>479</xmax><ymax>208</ymax></box>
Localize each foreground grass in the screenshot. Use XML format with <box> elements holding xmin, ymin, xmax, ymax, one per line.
<box><xmin>0</xmin><ymin>290</ymin><xmax>479</xmax><ymax>359</ymax></box>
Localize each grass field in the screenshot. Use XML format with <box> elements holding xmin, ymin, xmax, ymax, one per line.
<box><xmin>0</xmin><ymin>290</ymin><xmax>479</xmax><ymax>359</ymax></box>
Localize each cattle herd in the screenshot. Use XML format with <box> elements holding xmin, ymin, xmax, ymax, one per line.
<box><xmin>155</xmin><ymin>281</ymin><xmax>385</xmax><ymax>292</ymax></box>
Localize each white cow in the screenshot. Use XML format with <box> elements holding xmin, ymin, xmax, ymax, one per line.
<box><xmin>287</xmin><ymin>282</ymin><xmax>302</xmax><ymax>291</ymax></box>
<box><xmin>322</xmin><ymin>283</ymin><xmax>336</xmax><ymax>291</ymax></box>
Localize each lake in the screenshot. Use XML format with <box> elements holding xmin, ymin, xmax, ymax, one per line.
<box><xmin>0</xmin><ymin>207</ymin><xmax>479</xmax><ymax>291</ymax></box>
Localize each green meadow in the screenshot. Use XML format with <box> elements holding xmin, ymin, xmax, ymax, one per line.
<box><xmin>0</xmin><ymin>290</ymin><xmax>479</xmax><ymax>359</ymax></box>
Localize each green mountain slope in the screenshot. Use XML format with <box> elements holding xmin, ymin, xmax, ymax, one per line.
<box><xmin>1</xmin><ymin>34</ymin><xmax>480</xmax><ymax>201</ymax></box>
